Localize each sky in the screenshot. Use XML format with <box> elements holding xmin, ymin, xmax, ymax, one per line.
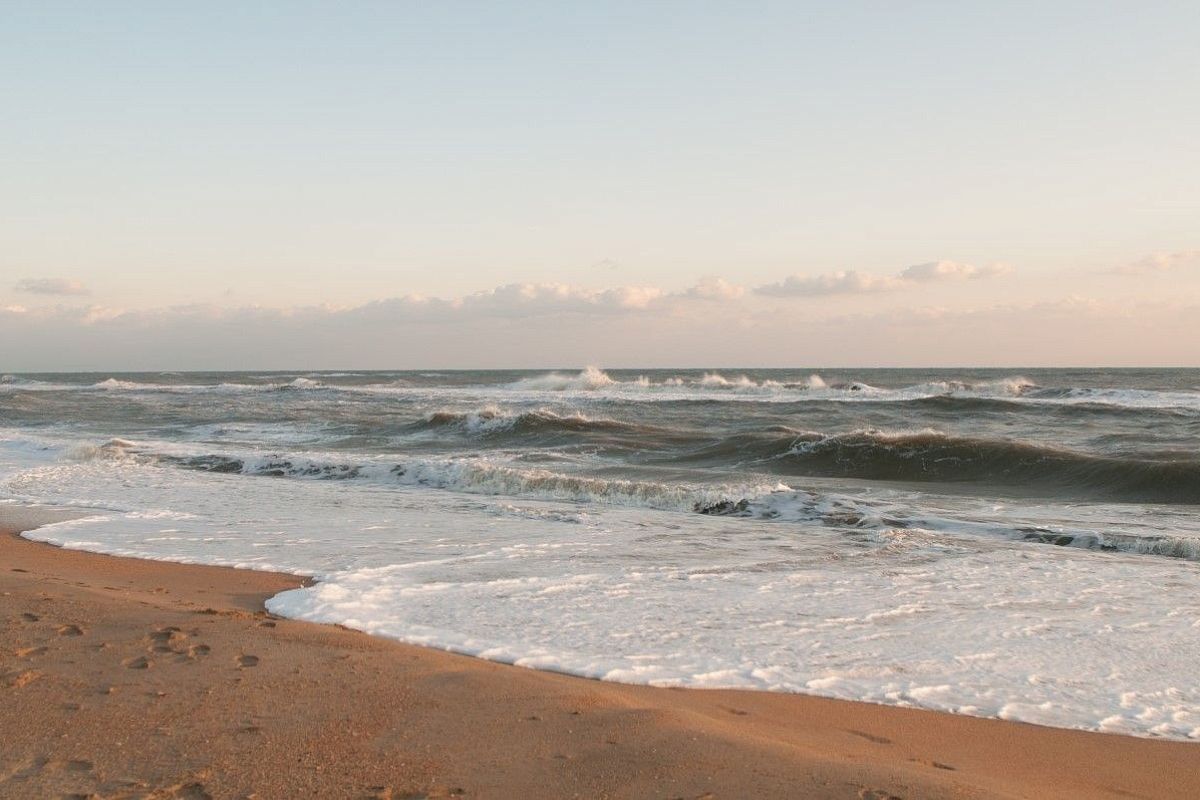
<box><xmin>2</xmin><ymin>1</ymin><xmax>1198</xmax><ymax>369</ymax></box>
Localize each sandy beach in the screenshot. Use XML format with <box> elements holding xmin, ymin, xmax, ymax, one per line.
<box><xmin>0</xmin><ymin>509</ymin><xmax>1195</xmax><ymax>799</ymax></box>
<box><xmin>7</xmin><ymin>1</ymin><xmax>1199</xmax><ymax>794</ymax></box>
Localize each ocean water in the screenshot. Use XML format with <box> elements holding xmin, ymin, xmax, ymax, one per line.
<box><xmin>2</xmin><ymin>367</ymin><xmax>1199</xmax><ymax>739</ymax></box>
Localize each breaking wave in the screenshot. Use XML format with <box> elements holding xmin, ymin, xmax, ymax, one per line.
<box><xmin>66</xmin><ymin>437</ymin><xmax>778</xmax><ymax>513</ymax></box>
<box><xmin>417</xmin><ymin>406</ymin><xmax>661</xmax><ymax>437</ymax></box>
<box><xmin>4</xmin><ymin>369</ymin><xmax>1198</xmax><ymax>411</ymax></box>
<box><xmin>45</xmin><ymin>435</ymin><xmax>1200</xmax><ymax>562</ymax></box>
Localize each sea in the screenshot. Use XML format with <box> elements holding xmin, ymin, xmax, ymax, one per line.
<box><xmin>2</xmin><ymin>367</ymin><xmax>1198</xmax><ymax>739</ymax></box>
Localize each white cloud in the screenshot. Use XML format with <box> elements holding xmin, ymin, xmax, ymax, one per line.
<box><xmin>348</xmin><ymin>279</ymin><xmax>749</xmax><ymax>322</ymax></box>
<box><xmin>0</xmin><ymin>280</ymin><xmax>695</xmax><ymax>335</ymax></box>
<box><xmin>684</xmin><ymin>276</ymin><xmax>746</xmax><ymax>301</ymax></box>
<box><xmin>756</xmin><ymin>260</ymin><xmax>1010</xmax><ymax>298</ymax></box>
<box><xmin>2</xmin><ymin>288</ymin><xmax>1195</xmax><ymax>370</ymax></box>
<box><xmin>1110</xmin><ymin>250</ymin><xmax>1200</xmax><ymax>275</ymax></box>
<box><xmin>755</xmin><ymin>270</ymin><xmax>904</xmax><ymax>297</ymax></box>
<box><xmin>900</xmin><ymin>260</ymin><xmax>1012</xmax><ymax>281</ymax></box>
<box><xmin>466</xmin><ymin>283</ymin><xmax>639</xmax><ymax>314</ymax></box>
<box><xmin>352</xmin><ymin>282</ymin><xmax>669</xmax><ymax>322</ymax></box>
<box><xmin>13</xmin><ymin>278</ymin><xmax>90</xmax><ymax>296</ymax></box>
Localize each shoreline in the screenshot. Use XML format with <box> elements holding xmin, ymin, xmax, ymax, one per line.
<box><xmin>2</xmin><ymin>507</ymin><xmax>1198</xmax><ymax>798</ymax></box>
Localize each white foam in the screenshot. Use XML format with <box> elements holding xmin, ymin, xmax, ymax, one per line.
<box><xmin>424</xmin><ymin>405</ymin><xmax>547</xmax><ymax>435</ymax></box>
<box><xmin>6</xmin><ymin>370</ymin><xmax>1199</xmax><ymax>410</ymax></box>
<box><xmin>3</xmin><ymin>435</ymin><xmax>1200</xmax><ymax>740</ymax></box>
<box><xmin>508</xmin><ymin>366</ymin><xmax>626</xmax><ymax>391</ymax></box>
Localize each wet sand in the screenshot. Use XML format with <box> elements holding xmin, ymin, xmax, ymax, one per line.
<box><xmin>2</xmin><ymin>508</ymin><xmax>1197</xmax><ymax>799</ymax></box>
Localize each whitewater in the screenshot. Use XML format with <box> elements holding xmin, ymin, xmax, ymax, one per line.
<box><xmin>2</xmin><ymin>367</ymin><xmax>1198</xmax><ymax>739</ymax></box>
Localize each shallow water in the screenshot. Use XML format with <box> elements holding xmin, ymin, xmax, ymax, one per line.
<box><xmin>2</xmin><ymin>368</ymin><xmax>1198</xmax><ymax>738</ymax></box>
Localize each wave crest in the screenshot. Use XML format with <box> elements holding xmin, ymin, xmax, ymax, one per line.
<box><xmin>508</xmin><ymin>366</ymin><xmax>627</xmax><ymax>391</ymax></box>
<box><xmin>772</xmin><ymin>428</ymin><xmax>1200</xmax><ymax>503</ymax></box>
<box><xmin>420</xmin><ymin>406</ymin><xmax>653</xmax><ymax>437</ymax></box>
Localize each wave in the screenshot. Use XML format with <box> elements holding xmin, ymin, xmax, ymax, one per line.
<box><xmin>511</xmin><ymin>368</ymin><xmax>834</xmax><ymax>395</ymax></box>
<box><xmin>1008</xmin><ymin>528</ymin><xmax>1200</xmax><ymax>560</ymax></box>
<box><xmin>12</xmin><ymin>431</ymin><xmax>1199</xmax><ymax>563</ymax></box>
<box><xmin>6</xmin><ymin>369</ymin><xmax>1199</xmax><ymax>410</ymax></box>
<box><xmin>418</xmin><ymin>405</ymin><xmax>660</xmax><ymax>437</ymax></box>
<box><xmin>497</xmin><ymin>373</ymin><xmax>1200</xmax><ymax>412</ymax></box>
<box><xmin>94</xmin><ymin>376</ymin><xmax>331</xmax><ymax>393</ymax></box>
<box><xmin>665</xmin><ymin>426</ymin><xmax>1200</xmax><ymax>503</ymax></box>
<box><xmin>719</xmin><ymin>492</ymin><xmax>1200</xmax><ymax>561</ymax></box>
<box><xmin>1023</xmin><ymin>386</ymin><xmax>1200</xmax><ymax>411</ymax></box>
<box><xmin>507</xmin><ymin>366</ymin><xmax>633</xmax><ymax>391</ymax></box>
<box><xmin>94</xmin><ymin>378</ymin><xmax>153</xmax><ymax>390</ymax></box>
<box><xmin>0</xmin><ymin>375</ymin><xmax>77</xmax><ymax>391</ymax></box>
<box><xmin>185</xmin><ymin>454</ymin><xmax>784</xmax><ymax>512</ymax></box>
<box><xmin>60</xmin><ymin>436</ymin><xmax>778</xmax><ymax>512</ymax></box>
<box><xmin>764</xmin><ymin>429</ymin><xmax>1200</xmax><ymax>504</ymax></box>
<box><xmin>498</xmin><ymin>370</ymin><xmax>1196</xmax><ymax>410</ymax></box>
<box><xmin>55</xmin><ymin>436</ymin><xmax>1200</xmax><ymax>561</ymax></box>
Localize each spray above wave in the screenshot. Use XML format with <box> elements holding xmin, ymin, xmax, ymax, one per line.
<box><xmin>508</xmin><ymin>366</ymin><xmax>629</xmax><ymax>391</ymax></box>
<box><xmin>418</xmin><ymin>405</ymin><xmax>661</xmax><ymax>437</ymax></box>
<box><xmin>6</xmin><ymin>368</ymin><xmax>1200</xmax><ymax>411</ymax></box>
<box><xmin>506</xmin><ymin>367</ymin><xmax>1030</xmax><ymax>396</ymax></box>
<box><xmin>509</xmin><ymin>367</ymin><xmax>834</xmax><ymax>394</ymax></box>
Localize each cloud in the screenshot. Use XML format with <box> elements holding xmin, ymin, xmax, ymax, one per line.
<box><xmin>0</xmin><ymin>279</ymin><xmax>706</xmax><ymax>336</ymax></box>
<box><xmin>900</xmin><ymin>260</ymin><xmax>1012</xmax><ymax>281</ymax></box>
<box><xmin>684</xmin><ymin>276</ymin><xmax>745</xmax><ymax>301</ymax></box>
<box><xmin>350</xmin><ymin>279</ymin><xmax>752</xmax><ymax>322</ymax></box>
<box><xmin>1109</xmin><ymin>250</ymin><xmax>1200</xmax><ymax>275</ymax></box>
<box><xmin>352</xmin><ymin>282</ymin><xmax>670</xmax><ymax>322</ymax></box>
<box><xmin>754</xmin><ymin>260</ymin><xmax>1008</xmax><ymax>297</ymax></box>
<box><xmin>755</xmin><ymin>270</ymin><xmax>903</xmax><ymax>297</ymax></box>
<box><xmin>3</xmin><ymin>291</ymin><xmax>1195</xmax><ymax>371</ymax></box>
<box><xmin>14</xmin><ymin>277</ymin><xmax>90</xmax><ymax>296</ymax></box>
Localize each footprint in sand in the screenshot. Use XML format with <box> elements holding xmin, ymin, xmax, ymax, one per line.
<box><xmin>166</xmin><ymin>781</ymin><xmax>213</xmax><ymax>800</ymax></box>
<box><xmin>148</xmin><ymin>626</ymin><xmax>188</xmax><ymax>653</ymax></box>
<box><xmin>123</xmin><ymin>656</ymin><xmax>151</xmax><ymax>670</ymax></box>
<box><xmin>6</xmin><ymin>669</ymin><xmax>42</xmax><ymax>688</ymax></box>
<box><xmin>237</xmin><ymin>655</ymin><xmax>259</xmax><ymax>668</ymax></box>
<box><xmin>20</xmin><ymin>612</ymin><xmax>39</xmax><ymax>622</ymax></box>
<box><xmin>57</xmin><ymin>624</ymin><xmax>84</xmax><ymax>637</ymax></box>
<box><xmin>187</xmin><ymin>644</ymin><xmax>211</xmax><ymax>658</ymax></box>
<box><xmin>858</xmin><ymin>790</ymin><xmax>904</xmax><ymax>800</ymax></box>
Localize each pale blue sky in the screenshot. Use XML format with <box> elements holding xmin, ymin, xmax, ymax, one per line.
<box><xmin>1</xmin><ymin>2</ymin><xmax>1198</xmax><ymax>367</ymax></box>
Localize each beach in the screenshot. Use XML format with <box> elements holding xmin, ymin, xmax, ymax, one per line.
<box><xmin>7</xmin><ymin>2</ymin><xmax>1199</xmax><ymax>794</ymax></box>
<box><xmin>4</xmin><ymin>508</ymin><xmax>1198</xmax><ymax>800</ymax></box>
<box><xmin>5</xmin><ymin>370</ymin><xmax>1200</xmax><ymax>741</ymax></box>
